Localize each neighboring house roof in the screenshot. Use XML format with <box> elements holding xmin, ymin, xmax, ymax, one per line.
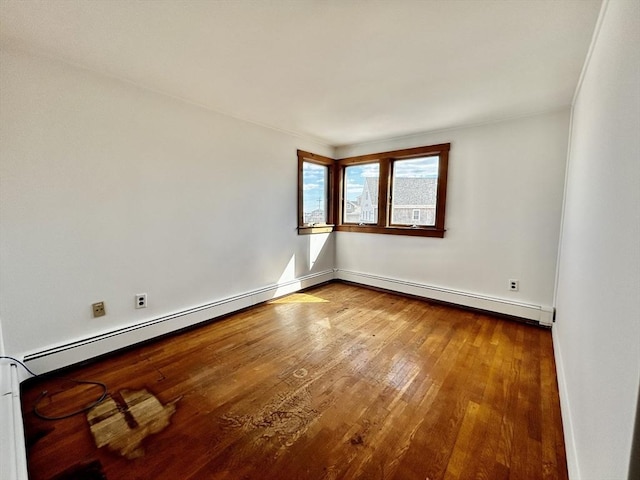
<box><xmin>362</xmin><ymin>176</ymin><xmax>437</xmax><ymax>207</ymax></box>
<box><xmin>393</xmin><ymin>177</ymin><xmax>437</xmax><ymax>205</ymax></box>
<box><xmin>363</xmin><ymin>177</ymin><xmax>379</xmax><ymax>204</ymax></box>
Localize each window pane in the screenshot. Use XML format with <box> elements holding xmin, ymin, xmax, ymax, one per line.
<box><xmin>344</xmin><ymin>163</ymin><xmax>380</xmax><ymax>224</ymax></box>
<box><xmin>391</xmin><ymin>156</ymin><xmax>439</xmax><ymax>226</ymax></box>
<box><xmin>302</xmin><ymin>161</ymin><xmax>328</xmax><ymax>224</ymax></box>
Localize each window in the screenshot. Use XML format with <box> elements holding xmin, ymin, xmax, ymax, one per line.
<box><xmin>336</xmin><ymin>143</ymin><xmax>450</xmax><ymax>237</ymax></box>
<box><xmin>297</xmin><ymin>150</ymin><xmax>334</xmax><ymax>234</ymax></box>
<box><xmin>297</xmin><ymin>143</ymin><xmax>450</xmax><ymax>237</ymax></box>
<box><xmin>391</xmin><ymin>156</ymin><xmax>438</xmax><ymax>227</ymax></box>
<box><xmin>303</xmin><ymin>162</ymin><xmax>328</xmax><ymax>223</ymax></box>
<box><xmin>343</xmin><ymin>163</ymin><xmax>379</xmax><ymax>224</ymax></box>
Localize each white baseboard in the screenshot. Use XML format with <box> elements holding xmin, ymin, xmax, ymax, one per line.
<box><xmin>23</xmin><ymin>270</ymin><xmax>335</xmax><ymax>375</ymax></box>
<box><xmin>335</xmin><ymin>269</ymin><xmax>554</xmax><ymax>325</ymax></box>
<box><xmin>0</xmin><ymin>364</ymin><xmax>29</xmax><ymax>480</ymax></box>
<box><xmin>552</xmin><ymin>327</ymin><xmax>580</xmax><ymax>480</ymax></box>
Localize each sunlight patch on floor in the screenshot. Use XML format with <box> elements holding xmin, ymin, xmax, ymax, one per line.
<box><xmin>315</xmin><ymin>317</ymin><xmax>332</xmax><ymax>329</ymax></box>
<box><xmin>269</xmin><ymin>293</ymin><xmax>329</xmax><ymax>304</ymax></box>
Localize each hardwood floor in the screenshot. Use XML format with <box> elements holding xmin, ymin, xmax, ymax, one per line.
<box><xmin>20</xmin><ymin>282</ymin><xmax>568</xmax><ymax>480</ymax></box>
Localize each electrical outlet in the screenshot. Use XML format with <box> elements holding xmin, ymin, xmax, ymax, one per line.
<box><xmin>92</xmin><ymin>301</ymin><xmax>106</xmax><ymax>317</ymax></box>
<box><xmin>509</xmin><ymin>279</ymin><xmax>520</xmax><ymax>291</ymax></box>
<box><xmin>135</xmin><ymin>293</ymin><xmax>147</xmax><ymax>309</ymax></box>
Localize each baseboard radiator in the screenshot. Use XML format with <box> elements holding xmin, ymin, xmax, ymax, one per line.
<box><xmin>22</xmin><ymin>269</ymin><xmax>553</xmax><ymax>376</ymax></box>
<box><xmin>23</xmin><ymin>270</ymin><xmax>335</xmax><ymax>375</ymax></box>
<box><xmin>0</xmin><ymin>363</ymin><xmax>29</xmax><ymax>480</ymax></box>
<box><xmin>335</xmin><ymin>269</ymin><xmax>554</xmax><ymax>326</ymax></box>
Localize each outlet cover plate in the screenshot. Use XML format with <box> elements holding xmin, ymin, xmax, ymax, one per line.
<box><xmin>135</xmin><ymin>293</ymin><xmax>147</xmax><ymax>309</ymax></box>
<box><xmin>92</xmin><ymin>301</ymin><xmax>106</xmax><ymax>318</ymax></box>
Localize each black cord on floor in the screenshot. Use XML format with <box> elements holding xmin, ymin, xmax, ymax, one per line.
<box><xmin>0</xmin><ymin>355</ymin><xmax>108</xmax><ymax>421</ymax></box>
<box><xmin>33</xmin><ymin>379</ymin><xmax>108</xmax><ymax>421</ymax></box>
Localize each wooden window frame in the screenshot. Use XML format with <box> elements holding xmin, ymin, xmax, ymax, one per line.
<box><xmin>297</xmin><ymin>150</ymin><xmax>335</xmax><ymax>235</ymax></box>
<box><xmin>335</xmin><ymin>144</ymin><xmax>450</xmax><ymax>238</ymax></box>
<box><xmin>297</xmin><ymin>143</ymin><xmax>449</xmax><ymax>237</ymax></box>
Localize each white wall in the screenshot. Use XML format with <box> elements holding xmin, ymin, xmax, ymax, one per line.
<box><xmin>0</xmin><ymin>317</ymin><xmax>4</xmax><ymax>357</ymax></box>
<box><xmin>335</xmin><ymin>109</ymin><xmax>570</xmax><ymax>311</ymax></box>
<box><xmin>0</xmin><ymin>46</ymin><xmax>335</xmax><ymax>367</ymax></box>
<box><xmin>553</xmin><ymin>1</ymin><xmax>640</xmax><ymax>479</ymax></box>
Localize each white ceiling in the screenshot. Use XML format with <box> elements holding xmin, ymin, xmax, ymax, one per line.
<box><xmin>0</xmin><ymin>0</ymin><xmax>602</xmax><ymax>146</ymax></box>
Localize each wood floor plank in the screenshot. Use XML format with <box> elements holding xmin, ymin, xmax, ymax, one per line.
<box><xmin>20</xmin><ymin>282</ymin><xmax>568</xmax><ymax>480</ymax></box>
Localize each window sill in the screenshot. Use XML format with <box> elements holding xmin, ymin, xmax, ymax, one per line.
<box><xmin>298</xmin><ymin>225</ymin><xmax>335</xmax><ymax>235</ymax></box>
<box><xmin>335</xmin><ymin>225</ymin><xmax>445</xmax><ymax>238</ymax></box>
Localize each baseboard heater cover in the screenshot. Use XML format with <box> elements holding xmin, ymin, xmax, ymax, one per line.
<box><xmin>551</xmin><ymin>326</ymin><xmax>580</xmax><ymax>480</ymax></box>
<box><xmin>335</xmin><ymin>269</ymin><xmax>554</xmax><ymax>326</ymax></box>
<box><xmin>0</xmin><ymin>364</ymin><xmax>29</xmax><ymax>480</ymax></box>
<box><xmin>23</xmin><ymin>270</ymin><xmax>335</xmax><ymax>375</ymax></box>
<box><xmin>23</xmin><ymin>269</ymin><xmax>552</xmax><ymax>375</ymax></box>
